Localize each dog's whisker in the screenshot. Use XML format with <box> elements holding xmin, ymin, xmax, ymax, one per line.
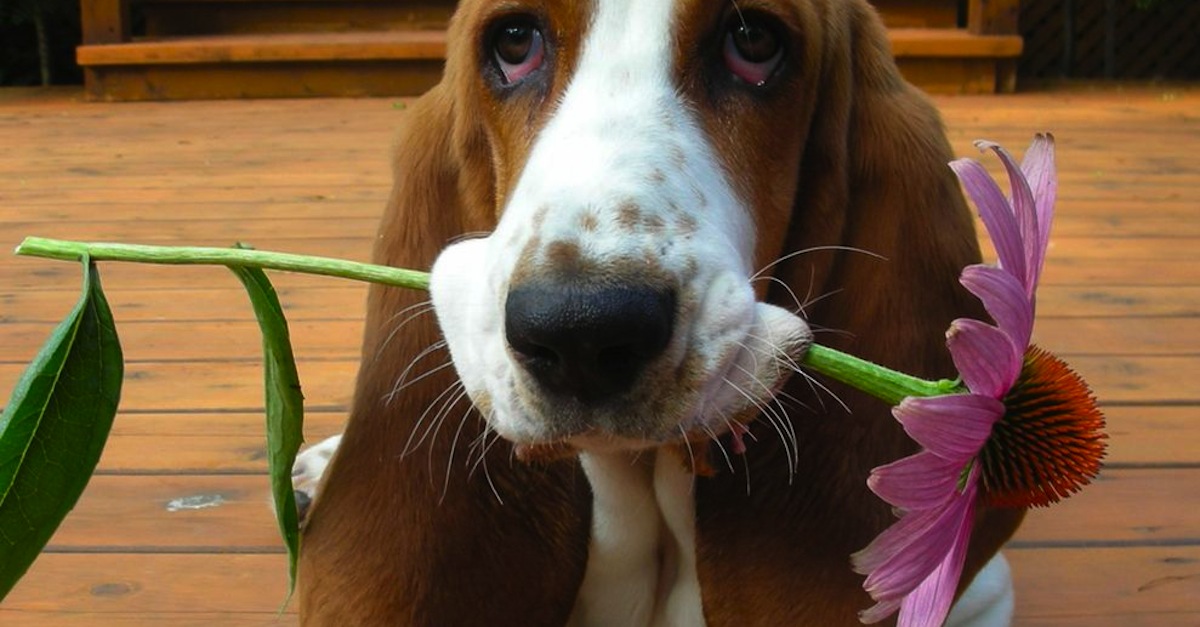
<box><xmin>372</xmin><ymin>301</ymin><xmax>435</xmax><ymax>362</ymax></box>
<box><xmin>385</xmin><ymin>340</ymin><xmax>450</xmax><ymax>405</ymax></box>
<box><xmin>751</xmin><ymin>275</ymin><xmax>807</xmax><ymax>315</ymax></box>
<box><xmin>438</xmin><ymin>402</ymin><xmax>477</xmax><ymax>505</ymax></box>
<box><xmin>751</xmin><ymin>245</ymin><xmax>886</xmax><ymax>282</ymax></box>
<box><xmin>705</xmin><ymin>419</ymin><xmax>737</xmax><ymax>475</ymax></box>
<box><xmin>729</xmin><ymin>360</ymin><xmax>799</xmax><ymax>464</ymax></box>
<box><xmin>479</xmin><ymin>426</ymin><xmax>505</xmax><ymax>505</ymax></box>
<box><xmin>798</xmin><ymin>287</ymin><xmax>845</xmax><ymax>314</ymax></box>
<box><xmin>724</xmin><ymin>377</ymin><xmax>796</xmax><ymax>478</ymax></box>
<box><xmin>401</xmin><ymin>380</ymin><xmax>465</xmax><ymax>458</ymax></box>
<box><xmin>678</xmin><ymin>425</ymin><xmax>700</xmax><ymax>480</ymax></box>
<box><xmin>388</xmin><ymin>358</ymin><xmax>456</xmax><ymax>399</ymax></box>
<box><xmin>795</xmin><ymin>367</ymin><xmax>852</xmax><ymax>415</ymax></box>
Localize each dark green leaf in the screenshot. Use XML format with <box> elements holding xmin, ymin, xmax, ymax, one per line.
<box><xmin>228</xmin><ymin>261</ymin><xmax>304</xmax><ymax>601</ymax></box>
<box><xmin>0</xmin><ymin>258</ymin><xmax>122</xmax><ymax>600</ymax></box>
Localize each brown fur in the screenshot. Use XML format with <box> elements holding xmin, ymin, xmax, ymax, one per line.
<box><xmin>298</xmin><ymin>1</ymin><xmax>1024</xmax><ymax>624</ymax></box>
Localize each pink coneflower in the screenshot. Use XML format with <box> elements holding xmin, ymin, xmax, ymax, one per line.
<box><xmin>852</xmin><ymin>134</ymin><xmax>1107</xmax><ymax>626</ymax></box>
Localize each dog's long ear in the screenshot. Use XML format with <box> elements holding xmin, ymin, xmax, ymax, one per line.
<box><xmin>698</xmin><ymin>2</ymin><xmax>1021</xmax><ymax>623</ymax></box>
<box><xmin>772</xmin><ymin>0</ymin><xmax>1025</xmax><ymax>605</ymax></box>
<box><xmin>298</xmin><ymin>70</ymin><xmax>590</xmax><ymax>627</ymax></box>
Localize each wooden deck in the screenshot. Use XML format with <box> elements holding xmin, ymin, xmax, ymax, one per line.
<box><xmin>0</xmin><ymin>86</ymin><xmax>1197</xmax><ymax>625</ymax></box>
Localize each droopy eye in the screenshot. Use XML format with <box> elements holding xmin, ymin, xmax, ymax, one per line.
<box><xmin>722</xmin><ymin>16</ymin><xmax>783</xmax><ymax>86</ymax></box>
<box><xmin>492</xmin><ymin>18</ymin><xmax>546</xmax><ymax>84</ymax></box>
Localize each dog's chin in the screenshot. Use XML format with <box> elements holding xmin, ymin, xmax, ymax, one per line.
<box><xmin>487</xmin><ymin>303</ymin><xmax>813</xmax><ymax>464</ymax></box>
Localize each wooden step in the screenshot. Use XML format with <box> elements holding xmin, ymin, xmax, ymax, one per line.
<box><xmin>891</xmin><ymin>28</ymin><xmax>1023</xmax><ymax>94</ymax></box>
<box><xmin>78</xmin><ymin>30</ymin><xmax>445</xmax><ymax>65</ymax></box>
<box><xmin>77</xmin><ymin>27</ymin><xmax>1021</xmax><ymax>101</ymax></box>
<box><xmin>135</xmin><ymin>0</ymin><xmax>455</xmax><ymax>37</ymax></box>
<box><xmin>78</xmin><ymin>30</ymin><xmax>445</xmax><ymax>100</ymax></box>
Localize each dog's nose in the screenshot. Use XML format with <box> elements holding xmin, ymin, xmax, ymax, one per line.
<box><xmin>505</xmin><ymin>282</ymin><xmax>675</xmax><ymax>402</ymax></box>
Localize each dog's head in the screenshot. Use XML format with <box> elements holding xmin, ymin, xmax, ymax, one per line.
<box><xmin>426</xmin><ymin>1</ymin><xmax>888</xmax><ymax>454</ymax></box>
<box><xmin>305</xmin><ymin>1</ymin><xmax>1009</xmax><ymax>622</ymax></box>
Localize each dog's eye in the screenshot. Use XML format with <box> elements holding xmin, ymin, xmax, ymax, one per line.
<box><xmin>723</xmin><ymin>17</ymin><xmax>783</xmax><ymax>86</ymax></box>
<box><xmin>492</xmin><ymin>19</ymin><xmax>546</xmax><ymax>84</ymax></box>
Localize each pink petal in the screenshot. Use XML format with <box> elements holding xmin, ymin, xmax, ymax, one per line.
<box><xmin>897</xmin><ymin>481</ymin><xmax>978</xmax><ymax>627</ymax></box>
<box><xmin>960</xmin><ymin>265</ymin><xmax>1034</xmax><ymax>348</ymax></box>
<box><xmin>859</xmin><ymin>491</ymin><xmax>976</xmax><ymax>606</ymax></box>
<box><xmin>852</xmin><ymin>502</ymin><xmax>949</xmax><ymax>575</ymax></box>
<box><xmin>950</xmin><ymin>158</ymin><xmax>1026</xmax><ymax>286</ymax></box>
<box><xmin>1020</xmin><ymin>133</ymin><xmax>1057</xmax><ymax>289</ymax></box>
<box><xmin>868</xmin><ymin>451</ymin><xmax>963</xmax><ymax>510</ymax></box>
<box><xmin>977</xmin><ymin>140</ymin><xmax>1041</xmax><ymax>297</ymax></box>
<box><xmin>974</xmin><ymin>139</ymin><xmax>1041</xmax><ymax>295</ymax></box>
<box><xmin>947</xmin><ymin>318</ymin><xmax>1022</xmax><ymax>399</ymax></box>
<box><xmin>892</xmin><ymin>395</ymin><xmax>1003</xmax><ymax>462</ymax></box>
<box><xmin>860</xmin><ymin>597</ymin><xmax>903</xmax><ymax>624</ymax></box>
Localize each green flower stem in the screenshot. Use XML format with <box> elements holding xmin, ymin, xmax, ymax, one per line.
<box><xmin>15</xmin><ymin>236</ymin><xmax>962</xmax><ymax>405</ymax></box>
<box><xmin>16</xmin><ymin>237</ymin><xmax>431</xmax><ymax>291</ymax></box>
<box><xmin>801</xmin><ymin>344</ymin><xmax>965</xmax><ymax>406</ymax></box>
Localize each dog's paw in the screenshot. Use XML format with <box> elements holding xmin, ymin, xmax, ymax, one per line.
<box><xmin>946</xmin><ymin>553</ymin><xmax>1014</xmax><ymax>627</ymax></box>
<box><xmin>291</xmin><ymin>434</ymin><xmax>343</xmax><ymax>523</ymax></box>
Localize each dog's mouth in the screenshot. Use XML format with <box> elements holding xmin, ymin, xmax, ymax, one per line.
<box><xmin>430</xmin><ymin>239</ymin><xmax>812</xmax><ymax>462</ymax></box>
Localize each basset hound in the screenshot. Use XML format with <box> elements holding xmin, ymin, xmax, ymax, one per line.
<box><xmin>293</xmin><ymin>0</ymin><xmax>1025</xmax><ymax>624</ymax></box>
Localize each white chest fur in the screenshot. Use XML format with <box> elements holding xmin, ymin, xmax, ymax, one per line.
<box><xmin>568</xmin><ymin>449</ymin><xmax>706</xmax><ymax>627</ymax></box>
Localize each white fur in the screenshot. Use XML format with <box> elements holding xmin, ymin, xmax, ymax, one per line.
<box><xmin>567</xmin><ymin>449</ymin><xmax>705</xmax><ymax>627</ymax></box>
<box><xmin>946</xmin><ymin>553</ymin><xmax>1015</xmax><ymax>627</ymax></box>
<box><xmin>292</xmin><ymin>434</ymin><xmax>341</xmax><ymax>504</ymax></box>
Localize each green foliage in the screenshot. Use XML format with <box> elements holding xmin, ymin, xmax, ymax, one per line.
<box><xmin>228</xmin><ymin>259</ymin><xmax>305</xmax><ymax>600</ymax></box>
<box><xmin>0</xmin><ymin>245</ymin><xmax>309</xmax><ymax>604</ymax></box>
<box><xmin>0</xmin><ymin>259</ymin><xmax>123</xmax><ymax>600</ymax></box>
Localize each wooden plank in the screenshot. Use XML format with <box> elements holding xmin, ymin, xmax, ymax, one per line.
<box><xmin>1103</xmin><ymin>406</ymin><xmax>1200</xmax><ymax>466</ymax></box>
<box><xmin>0</xmin><ymin>218</ymin><xmax>377</xmax><ymax>241</ymax></box>
<box><xmin>82</xmin><ymin>61</ymin><xmax>443</xmax><ymax>102</ymax></box>
<box><xmin>1014</xmin><ymin>468</ymin><xmax>1200</xmax><ymax>545</ymax></box>
<box><xmin>1036</xmin><ymin>286</ymin><xmax>1200</xmax><ymax>318</ymax></box>
<box><xmin>49</xmin><ymin>475</ymin><xmax>283</xmax><ymax>550</ymax></box>
<box><xmin>3</xmin><ymin>554</ymin><xmax>294</xmax><ymax>616</ymax></box>
<box><xmin>99</xmin><ymin>412</ymin><xmax>347</xmax><ymax>472</ymax></box>
<box><xmin>78</xmin><ymin>31</ymin><xmax>447</xmax><ymax>66</ymax></box>
<box><xmin>140</xmin><ymin>3</ymin><xmax>453</xmax><ymax>38</ymax></box>
<box><xmin>0</xmin><ymin>286</ymin><xmax>368</xmax><ymax>323</ymax></box>
<box><xmin>4</xmin><ymin>319</ymin><xmax>366</xmax><ymax>361</ymax></box>
<box><xmin>4</xmin><ymin>548</ymin><xmax>1197</xmax><ymax>624</ymax></box>
<box><xmin>890</xmin><ymin>28</ymin><xmax>1022</xmax><ymax>58</ymax></box>
<box><xmin>0</xmin><ymin>612</ymin><xmax>297</xmax><ymax>627</ymax></box>
<box><xmin>1032</xmin><ymin>317</ymin><xmax>1199</xmax><ymax>356</ymax></box>
<box><xmin>1008</xmin><ymin>546</ymin><xmax>1200</xmax><ymax>624</ymax></box>
<box><xmin>0</xmin><ymin>360</ymin><xmax>362</xmax><ymax>412</ymax></box>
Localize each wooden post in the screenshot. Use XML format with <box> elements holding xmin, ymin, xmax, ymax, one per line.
<box><xmin>79</xmin><ymin>0</ymin><xmax>131</xmax><ymax>45</ymax></box>
<box><xmin>968</xmin><ymin>0</ymin><xmax>1020</xmax><ymax>36</ymax></box>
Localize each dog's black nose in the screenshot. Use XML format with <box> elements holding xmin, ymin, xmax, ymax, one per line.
<box><xmin>505</xmin><ymin>282</ymin><xmax>675</xmax><ymax>403</ymax></box>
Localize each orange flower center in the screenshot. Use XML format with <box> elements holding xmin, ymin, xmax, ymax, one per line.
<box><xmin>979</xmin><ymin>345</ymin><xmax>1107</xmax><ymax>508</ymax></box>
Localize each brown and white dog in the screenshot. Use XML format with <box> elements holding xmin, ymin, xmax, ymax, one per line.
<box><xmin>294</xmin><ymin>0</ymin><xmax>1025</xmax><ymax>624</ymax></box>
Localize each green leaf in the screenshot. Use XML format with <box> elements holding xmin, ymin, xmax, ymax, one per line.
<box><xmin>227</xmin><ymin>261</ymin><xmax>304</xmax><ymax>602</ymax></box>
<box><xmin>0</xmin><ymin>258</ymin><xmax>122</xmax><ymax>600</ymax></box>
